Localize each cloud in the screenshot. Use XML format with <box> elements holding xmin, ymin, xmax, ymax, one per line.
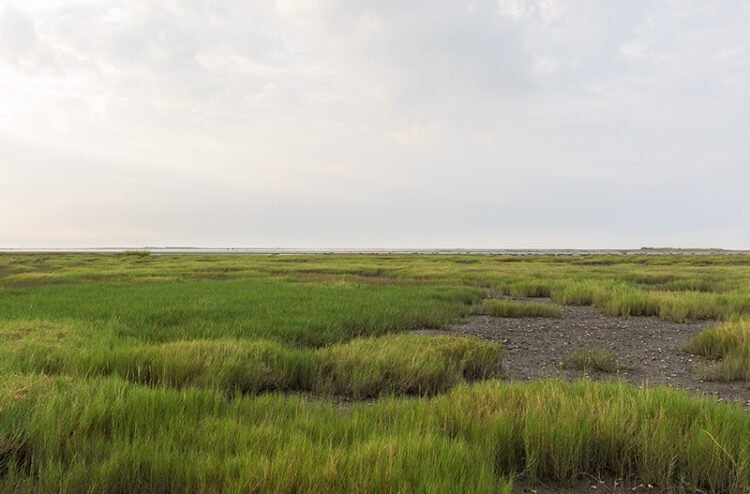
<box><xmin>0</xmin><ymin>0</ymin><xmax>748</xmax><ymax>248</ymax></box>
<box><xmin>0</xmin><ymin>6</ymin><xmax>66</xmax><ymax>72</ymax></box>
<box><xmin>0</xmin><ymin>7</ymin><xmax>36</xmax><ymax>58</ymax></box>
<box><xmin>277</xmin><ymin>0</ymin><xmax>534</xmax><ymax>121</ymax></box>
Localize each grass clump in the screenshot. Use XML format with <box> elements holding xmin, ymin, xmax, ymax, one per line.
<box><xmin>500</xmin><ymin>281</ymin><xmax>552</xmax><ymax>298</ymax></box>
<box><xmin>80</xmin><ymin>339</ymin><xmax>317</xmax><ymax>394</ymax></box>
<box><xmin>4</xmin><ymin>331</ymin><xmax>503</xmax><ymax>399</ymax></box>
<box><xmin>684</xmin><ymin>319</ymin><xmax>750</xmax><ymax>381</ymax></box>
<box><xmin>316</xmin><ymin>335</ymin><xmax>503</xmax><ymax>398</ymax></box>
<box><xmin>562</xmin><ymin>347</ymin><xmax>622</xmax><ymax>374</ymax></box>
<box><xmin>550</xmin><ymin>280</ymin><xmax>607</xmax><ymax>306</ymax></box>
<box><xmin>475</xmin><ymin>299</ymin><xmax>562</xmax><ymax>318</ymax></box>
<box><xmin>2</xmin><ymin>377</ymin><xmax>749</xmax><ymax>493</ymax></box>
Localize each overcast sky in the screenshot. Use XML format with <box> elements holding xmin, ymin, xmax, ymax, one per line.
<box><xmin>1</xmin><ymin>0</ymin><xmax>748</xmax><ymax>248</ymax></box>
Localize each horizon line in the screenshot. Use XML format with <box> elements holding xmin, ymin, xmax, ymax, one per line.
<box><xmin>2</xmin><ymin>247</ymin><xmax>750</xmax><ymax>255</ymax></box>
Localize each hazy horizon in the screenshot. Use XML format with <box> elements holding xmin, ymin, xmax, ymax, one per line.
<box><xmin>2</xmin><ymin>246</ymin><xmax>747</xmax><ymax>253</ymax></box>
<box><xmin>2</xmin><ymin>1</ymin><xmax>748</xmax><ymax>249</ymax></box>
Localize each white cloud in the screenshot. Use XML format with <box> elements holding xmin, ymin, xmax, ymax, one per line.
<box><xmin>0</xmin><ymin>7</ymin><xmax>37</xmax><ymax>60</ymax></box>
<box><xmin>0</xmin><ymin>0</ymin><xmax>748</xmax><ymax>248</ymax></box>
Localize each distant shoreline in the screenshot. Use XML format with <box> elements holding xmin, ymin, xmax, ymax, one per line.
<box><xmin>2</xmin><ymin>248</ymin><xmax>750</xmax><ymax>256</ymax></box>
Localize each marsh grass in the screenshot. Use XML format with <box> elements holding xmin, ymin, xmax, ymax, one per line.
<box><xmin>684</xmin><ymin>319</ymin><xmax>750</xmax><ymax>381</ymax></box>
<box><xmin>475</xmin><ymin>299</ymin><xmax>563</xmax><ymax>318</ymax></box>
<box><xmin>1</xmin><ymin>376</ymin><xmax>749</xmax><ymax>493</ymax></box>
<box><xmin>2</xmin><ymin>333</ymin><xmax>503</xmax><ymax>398</ymax></box>
<box><xmin>122</xmin><ymin>250</ymin><xmax>151</xmax><ymax>257</ymax></box>
<box><xmin>0</xmin><ymin>279</ymin><xmax>482</xmax><ymax>346</ymax></box>
<box><xmin>3</xmin><ymin>252</ymin><xmax>750</xmax><ymax>324</ymax></box>
<box><xmin>316</xmin><ymin>335</ymin><xmax>503</xmax><ymax>398</ymax></box>
<box><xmin>562</xmin><ymin>347</ymin><xmax>623</xmax><ymax>374</ymax></box>
<box><xmin>3</xmin><ymin>253</ymin><xmax>750</xmax><ymax>492</ymax></box>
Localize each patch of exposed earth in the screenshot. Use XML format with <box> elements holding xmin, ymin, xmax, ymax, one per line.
<box><xmin>414</xmin><ymin>298</ymin><xmax>750</xmax><ymax>405</ymax></box>
<box><xmin>513</xmin><ymin>475</ymin><xmax>662</xmax><ymax>494</ymax></box>
<box><xmin>415</xmin><ymin>298</ymin><xmax>749</xmax><ymax>493</ymax></box>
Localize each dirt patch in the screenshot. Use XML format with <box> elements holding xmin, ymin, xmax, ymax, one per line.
<box><xmin>415</xmin><ymin>298</ymin><xmax>750</xmax><ymax>404</ymax></box>
<box><xmin>513</xmin><ymin>475</ymin><xmax>662</xmax><ymax>494</ymax></box>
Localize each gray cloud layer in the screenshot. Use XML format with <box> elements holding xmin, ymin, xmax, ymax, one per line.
<box><xmin>1</xmin><ymin>0</ymin><xmax>748</xmax><ymax>248</ymax></box>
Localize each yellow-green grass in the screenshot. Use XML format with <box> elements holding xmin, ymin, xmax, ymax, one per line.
<box><xmin>684</xmin><ymin>318</ymin><xmax>750</xmax><ymax>381</ymax></box>
<box><xmin>3</xmin><ymin>253</ymin><xmax>750</xmax><ymax>491</ymax></box>
<box><xmin>563</xmin><ymin>347</ymin><xmax>623</xmax><ymax>374</ymax></box>
<box><xmin>1</xmin><ymin>375</ymin><xmax>749</xmax><ymax>493</ymax></box>
<box><xmin>0</xmin><ymin>279</ymin><xmax>482</xmax><ymax>346</ymax></box>
<box><xmin>0</xmin><ymin>323</ymin><xmax>503</xmax><ymax>398</ymax></box>
<box><xmin>475</xmin><ymin>299</ymin><xmax>563</xmax><ymax>318</ymax></box>
<box><xmin>4</xmin><ymin>253</ymin><xmax>750</xmax><ymax>322</ymax></box>
<box><xmin>315</xmin><ymin>334</ymin><xmax>502</xmax><ymax>398</ymax></box>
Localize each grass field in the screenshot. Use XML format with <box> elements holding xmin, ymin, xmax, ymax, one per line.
<box><xmin>2</xmin><ymin>253</ymin><xmax>750</xmax><ymax>492</ymax></box>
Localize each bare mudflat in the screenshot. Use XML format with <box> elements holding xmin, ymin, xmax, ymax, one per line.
<box><xmin>417</xmin><ymin>298</ymin><xmax>750</xmax><ymax>404</ymax></box>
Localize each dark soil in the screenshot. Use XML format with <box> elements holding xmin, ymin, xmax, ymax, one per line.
<box><xmin>414</xmin><ymin>298</ymin><xmax>750</xmax><ymax>404</ymax></box>
<box><xmin>413</xmin><ymin>298</ymin><xmax>750</xmax><ymax>493</ymax></box>
<box><xmin>513</xmin><ymin>475</ymin><xmax>662</xmax><ymax>494</ymax></box>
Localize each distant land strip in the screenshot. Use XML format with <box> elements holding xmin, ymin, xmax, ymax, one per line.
<box><xmin>2</xmin><ymin>248</ymin><xmax>750</xmax><ymax>256</ymax></box>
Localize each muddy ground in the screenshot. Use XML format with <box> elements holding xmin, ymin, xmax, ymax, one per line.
<box><xmin>413</xmin><ymin>299</ymin><xmax>749</xmax><ymax>493</ymax></box>
<box><xmin>512</xmin><ymin>476</ymin><xmax>662</xmax><ymax>494</ymax></box>
<box><xmin>415</xmin><ymin>298</ymin><xmax>750</xmax><ymax>404</ymax></box>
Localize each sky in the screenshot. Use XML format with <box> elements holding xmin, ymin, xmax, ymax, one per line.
<box><xmin>1</xmin><ymin>0</ymin><xmax>748</xmax><ymax>249</ymax></box>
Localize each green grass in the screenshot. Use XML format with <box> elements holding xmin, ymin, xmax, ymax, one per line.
<box><xmin>562</xmin><ymin>347</ymin><xmax>623</xmax><ymax>374</ymax></box>
<box><xmin>315</xmin><ymin>334</ymin><xmax>503</xmax><ymax>398</ymax></box>
<box><xmin>2</xmin><ymin>376</ymin><xmax>749</xmax><ymax>493</ymax></box>
<box><xmin>3</xmin><ymin>253</ymin><xmax>750</xmax><ymax>491</ymax></box>
<box><xmin>0</xmin><ymin>279</ymin><xmax>481</xmax><ymax>346</ymax></box>
<box><xmin>475</xmin><ymin>299</ymin><xmax>563</xmax><ymax>318</ymax></box>
<box><xmin>684</xmin><ymin>319</ymin><xmax>750</xmax><ymax>381</ymax></box>
<box><xmin>0</xmin><ymin>326</ymin><xmax>503</xmax><ymax>398</ymax></box>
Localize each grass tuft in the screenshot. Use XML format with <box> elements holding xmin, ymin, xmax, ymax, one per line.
<box><xmin>316</xmin><ymin>335</ymin><xmax>503</xmax><ymax>398</ymax></box>
<box><xmin>684</xmin><ymin>319</ymin><xmax>750</xmax><ymax>381</ymax></box>
<box><xmin>2</xmin><ymin>330</ymin><xmax>503</xmax><ymax>399</ymax></box>
<box><xmin>1</xmin><ymin>377</ymin><xmax>749</xmax><ymax>493</ymax></box>
<box><xmin>475</xmin><ymin>299</ymin><xmax>563</xmax><ymax>318</ymax></box>
<box><xmin>562</xmin><ymin>347</ymin><xmax>622</xmax><ymax>373</ymax></box>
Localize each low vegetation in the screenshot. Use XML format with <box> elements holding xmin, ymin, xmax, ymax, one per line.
<box><xmin>563</xmin><ymin>347</ymin><xmax>623</xmax><ymax>374</ymax></box>
<box><xmin>2</xmin><ymin>376</ymin><xmax>748</xmax><ymax>493</ymax></box>
<box><xmin>684</xmin><ymin>318</ymin><xmax>750</xmax><ymax>381</ymax></box>
<box><xmin>1</xmin><ymin>326</ymin><xmax>503</xmax><ymax>398</ymax></box>
<box><xmin>0</xmin><ymin>279</ymin><xmax>481</xmax><ymax>346</ymax></box>
<box><xmin>315</xmin><ymin>334</ymin><xmax>502</xmax><ymax>398</ymax></box>
<box><xmin>474</xmin><ymin>299</ymin><xmax>563</xmax><ymax>318</ymax></box>
<box><xmin>2</xmin><ymin>253</ymin><xmax>750</xmax><ymax>492</ymax></box>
